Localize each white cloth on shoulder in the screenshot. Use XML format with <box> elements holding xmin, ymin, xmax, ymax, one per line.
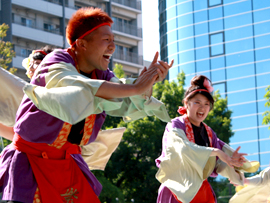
<box><xmin>0</xmin><ymin>67</ymin><xmax>27</xmax><ymax>127</ymax></box>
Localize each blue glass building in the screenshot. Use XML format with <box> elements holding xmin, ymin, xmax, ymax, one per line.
<box><xmin>159</xmin><ymin>0</ymin><xmax>270</xmax><ymax>169</ymax></box>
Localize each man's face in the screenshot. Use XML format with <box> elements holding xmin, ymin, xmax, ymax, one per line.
<box><xmin>27</xmin><ymin>59</ymin><xmax>42</xmax><ymax>79</ymax></box>
<box><xmin>83</xmin><ymin>25</ymin><xmax>115</xmax><ymax>72</ymax></box>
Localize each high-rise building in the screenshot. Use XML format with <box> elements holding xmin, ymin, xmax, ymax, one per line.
<box><xmin>159</xmin><ymin>0</ymin><xmax>270</xmax><ymax>169</ymax></box>
<box><xmin>0</xmin><ymin>0</ymin><xmax>143</xmax><ymax>81</ymax></box>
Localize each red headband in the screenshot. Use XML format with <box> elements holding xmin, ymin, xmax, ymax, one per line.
<box><xmin>34</xmin><ymin>50</ymin><xmax>48</xmax><ymax>56</ymax></box>
<box><xmin>185</xmin><ymin>89</ymin><xmax>209</xmax><ymax>100</ymax></box>
<box><xmin>71</xmin><ymin>22</ymin><xmax>111</xmax><ymax>47</ymax></box>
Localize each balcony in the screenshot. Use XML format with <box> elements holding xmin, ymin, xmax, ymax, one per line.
<box><xmin>113</xmin><ymin>50</ymin><xmax>143</xmax><ymax>65</ymax></box>
<box><xmin>13</xmin><ymin>14</ymin><xmax>62</xmax><ymax>35</ymax></box>
<box><xmin>12</xmin><ymin>22</ymin><xmax>63</xmax><ymax>47</ymax></box>
<box><xmin>112</xmin><ymin>22</ymin><xmax>142</xmax><ymax>38</ymax></box>
<box><xmin>112</xmin><ymin>0</ymin><xmax>141</xmax><ymax>10</ymax></box>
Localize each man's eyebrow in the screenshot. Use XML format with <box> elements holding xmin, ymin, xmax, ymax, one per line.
<box><xmin>102</xmin><ymin>33</ymin><xmax>114</xmax><ymax>37</ymax></box>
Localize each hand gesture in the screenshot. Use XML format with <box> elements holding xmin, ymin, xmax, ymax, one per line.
<box><xmin>231</xmin><ymin>146</ymin><xmax>247</xmax><ymax>166</ymax></box>
<box><xmin>147</xmin><ymin>52</ymin><xmax>174</xmax><ymax>83</ymax></box>
<box><xmin>213</xmin><ymin>147</ymin><xmax>247</xmax><ymax>168</ymax></box>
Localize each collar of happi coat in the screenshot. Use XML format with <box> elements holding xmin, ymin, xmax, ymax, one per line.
<box><xmin>182</xmin><ymin>114</ymin><xmax>213</xmax><ymax>147</ymax></box>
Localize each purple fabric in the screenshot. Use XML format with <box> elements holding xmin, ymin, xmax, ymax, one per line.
<box><xmin>0</xmin><ymin>49</ymin><xmax>115</xmax><ymax>202</ymax></box>
<box><xmin>156</xmin><ymin>116</ymin><xmax>224</xmax><ymax>203</ymax></box>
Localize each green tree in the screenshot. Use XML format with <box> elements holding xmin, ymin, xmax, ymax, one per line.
<box><xmin>113</xmin><ymin>63</ymin><xmax>126</xmax><ymax>79</ymax></box>
<box><xmin>262</xmin><ymin>85</ymin><xmax>270</xmax><ymax>128</ymax></box>
<box><xmin>0</xmin><ymin>23</ymin><xmax>16</xmax><ymax>73</ymax></box>
<box><xmin>96</xmin><ymin>71</ymin><xmax>234</xmax><ymax>202</ymax></box>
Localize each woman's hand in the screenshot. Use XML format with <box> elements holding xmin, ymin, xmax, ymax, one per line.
<box><xmin>211</xmin><ymin>147</ymin><xmax>246</xmax><ymax>168</ymax></box>
<box><xmin>231</xmin><ymin>146</ymin><xmax>247</xmax><ymax>165</ymax></box>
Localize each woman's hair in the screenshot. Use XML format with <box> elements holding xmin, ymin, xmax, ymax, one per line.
<box><xmin>32</xmin><ymin>45</ymin><xmax>54</xmax><ymax>60</ymax></box>
<box><xmin>66</xmin><ymin>7</ymin><xmax>113</xmax><ymax>46</ymax></box>
<box><xmin>183</xmin><ymin>75</ymin><xmax>214</xmax><ymax>109</ymax></box>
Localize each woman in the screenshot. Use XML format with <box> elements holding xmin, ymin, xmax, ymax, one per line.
<box><xmin>155</xmin><ymin>75</ymin><xmax>257</xmax><ymax>203</ymax></box>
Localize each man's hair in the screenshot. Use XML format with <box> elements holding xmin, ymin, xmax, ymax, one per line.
<box><xmin>66</xmin><ymin>7</ymin><xmax>113</xmax><ymax>46</ymax></box>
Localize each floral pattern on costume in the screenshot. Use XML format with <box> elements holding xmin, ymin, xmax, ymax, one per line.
<box><xmin>183</xmin><ymin>114</ymin><xmax>213</xmax><ymax>147</ymax></box>
<box><xmin>33</xmin><ymin>187</ymin><xmax>41</xmax><ymax>203</ymax></box>
<box><xmin>80</xmin><ymin>114</ymin><xmax>96</xmax><ymax>146</ymax></box>
<box><xmin>49</xmin><ymin>122</ymin><xmax>72</xmax><ymax>149</ymax></box>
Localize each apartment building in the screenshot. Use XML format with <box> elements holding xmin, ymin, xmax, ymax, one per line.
<box><xmin>0</xmin><ymin>0</ymin><xmax>143</xmax><ymax>81</ymax></box>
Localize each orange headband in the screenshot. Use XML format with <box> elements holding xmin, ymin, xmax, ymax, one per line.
<box><xmin>71</xmin><ymin>22</ymin><xmax>111</xmax><ymax>47</ymax></box>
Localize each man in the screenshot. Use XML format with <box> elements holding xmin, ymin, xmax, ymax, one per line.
<box><xmin>0</xmin><ymin>7</ymin><xmax>173</xmax><ymax>203</ymax></box>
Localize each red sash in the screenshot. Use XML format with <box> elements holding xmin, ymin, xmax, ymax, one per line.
<box><xmin>173</xmin><ymin>115</ymin><xmax>215</xmax><ymax>203</ymax></box>
<box><xmin>12</xmin><ymin>133</ymin><xmax>100</xmax><ymax>203</ymax></box>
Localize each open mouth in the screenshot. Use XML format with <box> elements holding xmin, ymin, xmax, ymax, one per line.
<box><xmin>103</xmin><ymin>54</ymin><xmax>112</xmax><ymax>61</ymax></box>
<box><xmin>197</xmin><ymin>112</ymin><xmax>204</xmax><ymax>118</ymax></box>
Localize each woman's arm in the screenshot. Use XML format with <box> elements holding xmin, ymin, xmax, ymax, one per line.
<box><xmin>210</xmin><ymin>146</ymin><xmax>246</xmax><ymax>168</ymax></box>
<box><xmin>0</xmin><ymin>122</ymin><xmax>14</xmax><ymax>141</ymax></box>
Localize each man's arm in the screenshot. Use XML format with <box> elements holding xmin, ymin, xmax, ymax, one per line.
<box><xmin>95</xmin><ymin>52</ymin><xmax>174</xmax><ymax>100</ymax></box>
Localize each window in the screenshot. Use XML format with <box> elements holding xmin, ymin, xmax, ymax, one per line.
<box><xmin>44</xmin><ymin>23</ymin><xmax>54</xmax><ymax>31</ymax></box>
<box><xmin>169</xmin><ymin>66</ymin><xmax>179</xmax><ymax>81</ymax></box>
<box><xmin>210</xmin><ymin>32</ymin><xmax>224</xmax><ymax>56</ymax></box>
<box><xmin>230</xmin><ymin>129</ymin><xmax>258</xmax><ymax>144</ymax></box>
<box><xmin>21</xmin><ymin>17</ymin><xmax>33</xmax><ymax>28</ymax></box>
<box><xmin>227</xmin><ymin>89</ymin><xmax>256</xmax><ymax>105</ymax></box>
<box><xmin>213</xmin><ymin>82</ymin><xmax>226</xmax><ymax>98</ymax></box>
<box><xmin>211</xmin><ymin>69</ymin><xmax>225</xmax><ymax>83</ymax></box>
<box><xmin>168</xmin><ymin>43</ymin><xmax>178</xmax><ymax>56</ymax></box>
<box><xmin>227</xmin><ymin>64</ymin><xmax>255</xmax><ymax>80</ymax></box>
<box><xmin>21</xmin><ymin>48</ymin><xmax>32</xmax><ymax>57</ymax></box>
<box><xmin>209</xmin><ymin>19</ymin><xmax>223</xmax><ymax>33</ymax></box>
<box><xmin>231</xmin><ymin>115</ymin><xmax>257</xmax><ymax>130</ymax></box>
<box><xmin>259</xmin><ymin>153</ymin><xmax>270</xmax><ymax>168</ymax></box>
<box><xmin>230</xmin><ymin>102</ymin><xmax>257</xmax><ymax>117</ymax></box>
<box><xmin>196</xmin><ymin>60</ymin><xmax>210</xmax><ymax>73</ymax></box>
<box><xmin>196</xmin><ymin>47</ymin><xmax>209</xmax><ymax>60</ymax></box>
<box><xmin>208</xmin><ymin>0</ymin><xmax>223</xmax><ymax>7</ymax></box>
<box><xmin>177</xmin><ymin>2</ymin><xmax>192</xmax><ymax>16</ymax></box>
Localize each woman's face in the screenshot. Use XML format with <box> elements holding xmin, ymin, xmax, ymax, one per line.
<box><xmin>185</xmin><ymin>93</ymin><xmax>211</xmax><ymax>126</ymax></box>
<box><xmin>27</xmin><ymin>59</ymin><xmax>42</xmax><ymax>79</ymax></box>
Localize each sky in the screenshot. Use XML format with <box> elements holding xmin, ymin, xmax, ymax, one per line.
<box><xmin>141</xmin><ymin>0</ymin><xmax>160</xmax><ymax>62</ymax></box>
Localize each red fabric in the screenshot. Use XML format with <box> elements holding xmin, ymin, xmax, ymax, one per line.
<box><xmin>12</xmin><ymin>133</ymin><xmax>100</xmax><ymax>203</ymax></box>
<box><xmin>173</xmin><ymin>180</ymin><xmax>215</xmax><ymax>203</ymax></box>
<box><xmin>177</xmin><ymin>106</ymin><xmax>187</xmax><ymax>115</ymax></box>
<box><xmin>183</xmin><ymin>114</ymin><xmax>213</xmax><ymax>147</ymax></box>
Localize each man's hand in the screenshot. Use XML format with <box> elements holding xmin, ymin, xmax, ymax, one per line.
<box><xmin>136</xmin><ymin>52</ymin><xmax>174</xmax><ymax>98</ymax></box>
<box><xmin>147</xmin><ymin>52</ymin><xmax>174</xmax><ymax>83</ymax></box>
